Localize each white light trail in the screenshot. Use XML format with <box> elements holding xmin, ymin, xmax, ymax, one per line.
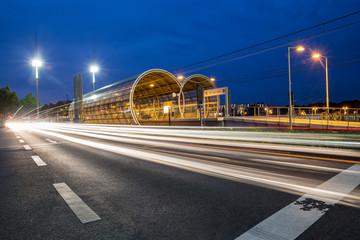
<box><xmin>6</xmin><ymin>122</ymin><xmax>360</xmax><ymax>207</ymax></box>
<box><xmin>22</xmin><ymin>123</ymin><xmax>360</xmax><ymax>158</ymax></box>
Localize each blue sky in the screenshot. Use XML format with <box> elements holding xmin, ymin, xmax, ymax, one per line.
<box><xmin>1</xmin><ymin>0</ymin><xmax>360</xmax><ymax>106</ymax></box>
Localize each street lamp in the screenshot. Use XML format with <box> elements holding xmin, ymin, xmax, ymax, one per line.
<box><xmin>32</xmin><ymin>58</ymin><xmax>42</xmax><ymax>119</ymax></box>
<box><xmin>90</xmin><ymin>65</ymin><xmax>99</xmax><ymax>91</ymax></box>
<box><xmin>312</xmin><ymin>53</ymin><xmax>329</xmax><ymax>114</ymax></box>
<box><xmin>288</xmin><ymin>46</ymin><xmax>305</xmax><ymax>130</ymax></box>
<box><xmin>90</xmin><ymin>43</ymin><xmax>99</xmax><ymax>91</ymax></box>
<box><xmin>32</xmin><ymin>33</ymin><xmax>42</xmax><ymax>120</ymax></box>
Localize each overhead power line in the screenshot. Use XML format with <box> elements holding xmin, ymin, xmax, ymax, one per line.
<box><xmin>175</xmin><ymin>19</ymin><xmax>360</xmax><ymax>76</ymax></box>
<box><xmin>171</xmin><ymin>10</ymin><xmax>360</xmax><ymax>73</ymax></box>
<box><xmin>217</xmin><ymin>53</ymin><xmax>360</xmax><ymax>86</ymax></box>
<box><xmin>218</xmin><ymin>53</ymin><xmax>360</xmax><ymax>81</ymax></box>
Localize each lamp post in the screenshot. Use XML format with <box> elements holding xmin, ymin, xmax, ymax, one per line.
<box><xmin>90</xmin><ymin>43</ymin><xmax>99</xmax><ymax>91</ymax></box>
<box><xmin>32</xmin><ymin>34</ymin><xmax>42</xmax><ymax>119</ymax></box>
<box><xmin>287</xmin><ymin>46</ymin><xmax>305</xmax><ymax>130</ymax></box>
<box><xmin>90</xmin><ymin>65</ymin><xmax>98</xmax><ymax>91</ymax></box>
<box><xmin>312</xmin><ymin>53</ymin><xmax>329</xmax><ymax>114</ymax></box>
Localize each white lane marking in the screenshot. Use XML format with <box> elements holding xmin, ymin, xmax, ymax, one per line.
<box><xmin>19</xmin><ymin>140</ymin><xmax>25</xmax><ymax>143</ymax></box>
<box><xmin>53</xmin><ymin>183</ymin><xmax>100</xmax><ymax>224</ymax></box>
<box><xmin>16</xmin><ymin>136</ymin><xmax>20</xmax><ymax>139</ymax></box>
<box><xmin>45</xmin><ymin>138</ymin><xmax>57</xmax><ymax>144</ymax></box>
<box><xmin>31</xmin><ymin>156</ymin><xmax>47</xmax><ymax>166</ymax></box>
<box><xmin>23</xmin><ymin>145</ymin><xmax>32</xmax><ymax>150</ymax></box>
<box><xmin>236</xmin><ymin>164</ymin><xmax>360</xmax><ymax>240</ymax></box>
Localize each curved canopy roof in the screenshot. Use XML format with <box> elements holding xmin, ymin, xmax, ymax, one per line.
<box><xmin>71</xmin><ymin>69</ymin><xmax>218</xmax><ymax>125</ymax></box>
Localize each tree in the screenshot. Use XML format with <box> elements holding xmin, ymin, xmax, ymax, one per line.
<box><xmin>0</xmin><ymin>85</ymin><xmax>18</xmax><ymax>123</ymax></box>
<box><xmin>18</xmin><ymin>93</ymin><xmax>37</xmax><ymax>115</ymax></box>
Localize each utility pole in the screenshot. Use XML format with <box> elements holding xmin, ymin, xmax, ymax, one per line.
<box><xmin>196</xmin><ymin>83</ymin><xmax>204</xmax><ymax>127</ymax></box>
<box><xmin>287</xmin><ymin>47</ymin><xmax>293</xmax><ymax>130</ymax></box>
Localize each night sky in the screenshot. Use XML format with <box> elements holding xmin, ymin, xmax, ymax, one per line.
<box><xmin>1</xmin><ymin>0</ymin><xmax>360</xmax><ymax>106</ymax></box>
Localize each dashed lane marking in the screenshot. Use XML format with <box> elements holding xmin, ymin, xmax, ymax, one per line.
<box><xmin>23</xmin><ymin>145</ymin><xmax>31</xmax><ymax>150</ymax></box>
<box><xmin>31</xmin><ymin>156</ymin><xmax>47</xmax><ymax>166</ymax></box>
<box><xmin>19</xmin><ymin>140</ymin><xmax>24</xmax><ymax>143</ymax></box>
<box><xmin>45</xmin><ymin>138</ymin><xmax>57</xmax><ymax>144</ymax></box>
<box><xmin>53</xmin><ymin>183</ymin><xmax>101</xmax><ymax>224</ymax></box>
<box><xmin>235</xmin><ymin>164</ymin><xmax>360</xmax><ymax>240</ymax></box>
<box><xmin>16</xmin><ymin>136</ymin><xmax>20</xmax><ymax>139</ymax></box>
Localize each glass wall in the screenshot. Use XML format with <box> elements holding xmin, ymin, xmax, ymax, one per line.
<box><xmin>179</xmin><ymin>74</ymin><xmax>219</xmax><ymax>119</ymax></box>
<box><xmin>69</xmin><ymin>69</ymin><xmax>219</xmax><ymax>125</ymax></box>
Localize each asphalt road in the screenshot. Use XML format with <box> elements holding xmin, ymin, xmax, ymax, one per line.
<box><xmin>1</xmin><ymin>123</ymin><xmax>360</xmax><ymax>239</ymax></box>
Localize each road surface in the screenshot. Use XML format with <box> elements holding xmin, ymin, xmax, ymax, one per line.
<box><xmin>1</xmin><ymin>123</ymin><xmax>360</xmax><ymax>239</ymax></box>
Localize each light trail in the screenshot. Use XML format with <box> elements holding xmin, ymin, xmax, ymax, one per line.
<box><xmin>23</xmin><ymin>123</ymin><xmax>360</xmax><ymax>158</ymax></box>
<box><xmin>70</xmin><ymin>124</ymin><xmax>360</xmax><ymax>149</ymax></box>
<box><xmin>7</xmin><ymin>122</ymin><xmax>360</xmax><ymax>207</ymax></box>
<box><xmin>42</xmin><ymin>124</ymin><xmax>360</xmax><ymax>164</ymax></box>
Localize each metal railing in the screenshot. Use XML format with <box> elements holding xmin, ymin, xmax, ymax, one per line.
<box><xmin>226</xmin><ymin>106</ymin><xmax>360</xmax><ymax>127</ymax></box>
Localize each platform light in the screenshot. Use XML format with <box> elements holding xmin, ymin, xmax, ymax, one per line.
<box><xmin>177</xmin><ymin>75</ymin><xmax>184</xmax><ymax>80</ymax></box>
<box><xmin>210</xmin><ymin>78</ymin><xmax>215</xmax><ymax>82</ymax></box>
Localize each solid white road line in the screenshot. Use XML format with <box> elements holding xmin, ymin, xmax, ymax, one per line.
<box><xmin>19</xmin><ymin>140</ymin><xmax>25</xmax><ymax>143</ymax></box>
<box><xmin>31</xmin><ymin>156</ymin><xmax>47</xmax><ymax>166</ymax></box>
<box><xmin>236</xmin><ymin>164</ymin><xmax>360</xmax><ymax>240</ymax></box>
<box><xmin>23</xmin><ymin>145</ymin><xmax>32</xmax><ymax>150</ymax></box>
<box><xmin>53</xmin><ymin>183</ymin><xmax>101</xmax><ymax>224</ymax></box>
<box><xmin>45</xmin><ymin>138</ymin><xmax>57</xmax><ymax>144</ymax></box>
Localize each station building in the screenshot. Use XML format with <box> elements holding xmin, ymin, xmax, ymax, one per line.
<box><xmin>69</xmin><ymin>69</ymin><xmax>220</xmax><ymax>125</ymax></box>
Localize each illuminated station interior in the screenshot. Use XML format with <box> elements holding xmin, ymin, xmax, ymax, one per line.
<box><xmin>69</xmin><ymin>69</ymin><xmax>221</xmax><ymax>125</ymax></box>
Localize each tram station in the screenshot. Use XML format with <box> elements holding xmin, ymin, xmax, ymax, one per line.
<box><xmin>69</xmin><ymin>69</ymin><xmax>228</xmax><ymax>125</ymax></box>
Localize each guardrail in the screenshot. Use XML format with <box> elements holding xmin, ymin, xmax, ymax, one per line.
<box><xmin>225</xmin><ymin>106</ymin><xmax>360</xmax><ymax>128</ymax></box>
